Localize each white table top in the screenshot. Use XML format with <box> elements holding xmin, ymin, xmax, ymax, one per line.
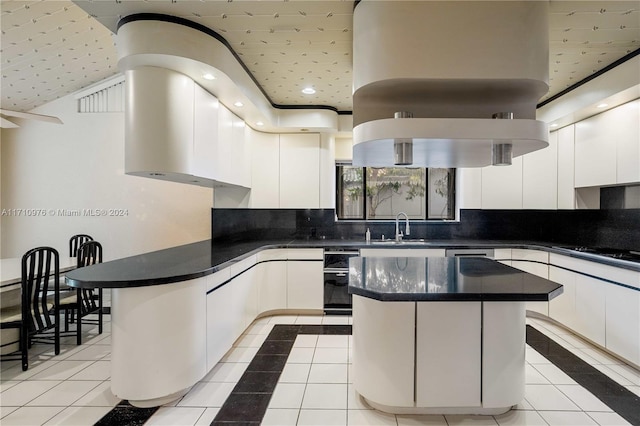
<box><xmin>1</xmin><ymin>257</ymin><xmax>76</xmax><ymax>290</ymax></box>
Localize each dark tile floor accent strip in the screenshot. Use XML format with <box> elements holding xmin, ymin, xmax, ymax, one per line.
<box><xmin>526</xmin><ymin>325</ymin><xmax>640</xmax><ymax>426</ymax></box>
<box><xmin>94</xmin><ymin>400</ymin><xmax>159</xmax><ymax>426</ymax></box>
<box><xmin>212</xmin><ymin>324</ymin><xmax>351</xmax><ymax>426</ymax></box>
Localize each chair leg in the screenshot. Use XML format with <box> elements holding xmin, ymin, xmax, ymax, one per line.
<box><xmin>64</xmin><ymin>310</ymin><xmax>70</xmax><ymax>332</ymax></box>
<box><xmin>98</xmin><ymin>289</ymin><xmax>103</xmax><ymax>335</ymax></box>
<box><xmin>55</xmin><ymin>309</ymin><xmax>60</xmax><ymax>355</ymax></box>
<box><xmin>21</xmin><ymin>324</ymin><xmax>29</xmax><ymax>371</ymax></box>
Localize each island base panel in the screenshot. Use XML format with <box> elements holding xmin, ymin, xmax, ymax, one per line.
<box><xmin>352</xmin><ymin>296</ymin><xmax>415</xmax><ymax>407</ymax></box>
<box><xmin>111</xmin><ymin>279</ymin><xmax>207</xmax><ymax>406</ymax></box>
<box><xmin>361</xmin><ymin>398</ymin><xmax>512</xmax><ymax>416</ymax></box>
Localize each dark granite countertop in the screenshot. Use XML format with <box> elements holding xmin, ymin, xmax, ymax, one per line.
<box><xmin>65</xmin><ymin>238</ymin><xmax>640</xmax><ymax>289</ymax></box>
<box><xmin>348</xmin><ymin>256</ymin><xmax>564</xmax><ymax>302</ymax></box>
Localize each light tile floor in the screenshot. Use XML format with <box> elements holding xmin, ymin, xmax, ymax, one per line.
<box><xmin>1</xmin><ymin>314</ymin><xmax>638</xmax><ymax>425</ymax></box>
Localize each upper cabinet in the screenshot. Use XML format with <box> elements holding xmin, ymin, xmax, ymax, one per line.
<box><xmin>481</xmin><ymin>157</ymin><xmax>523</xmax><ymax>209</ymax></box>
<box><xmin>279</xmin><ymin>133</ymin><xmax>321</xmax><ymax>208</ymax></box>
<box><xmin>615</xmin><ymin>100</ymin><xmax>640</xmax><ymax>185</ymax></box>
<box><xmin>247</xmin><ymin>130</ymin><xmax>321</xmax><ymax>209</ymax></box>
<box><xmin>574</xmin><ymin>100</ymin><xmax>640</xmax><ymax>188</ymax></box>
<box><xmin>522</xmin><ymin>130</ymin><xmax>558</xmax><ymax>209</ymax></box>
<box><xmin>125</xmin><ymin>67</ymin><xmax>250</xmax><ymax>189</ymax></box>
<box><xmin>556</xmin><ymin>125</ymin><xmax>576</xmax><ymax>209</ymax></box>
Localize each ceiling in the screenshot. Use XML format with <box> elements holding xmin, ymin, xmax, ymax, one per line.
<box><xmin>2</xmin><ymin>0</ymin><xmax>639</xmax><ymax>115</ymax></box>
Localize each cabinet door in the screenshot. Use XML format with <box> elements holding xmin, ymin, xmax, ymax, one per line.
<box><xmin>574</xmin><ymin>275</ymin><xmax>606</xmax><ymax>346</ymax></box>
<box><xmin>522</xmin><ymin>130</ymin><xmax>558</xmax><ymax>209</ymax></box>
<box><xmin>605</xmin><ymin>284</ymin><xmax>640</xmax><ymax>366</ymax></box>
<box><xmin>256</xmin><ymin>261</ymin><xmax>288</xmax><ymax>314</ymax></box>
<box><xmin>206</xmin><ymin>282</ymin><xmax>237</xmax><ymax>369</ymax></box>
<box><xmin>193</xmin><ymin>84</ymin><xmax>219</xmax><ymax>180</ymax></box>
<box><xmin>287</xmin><ymin>261</ymin><xmax>323</xmax><ymax>310</ymax></box>
<box><xmin>548</xmin><ymin>265</ymin><xmax>576</xmax><ymax>330</ymax></box>
<box><xmin>481</xmin><ymin>157</ymin><xmax>523</xmax><ymax>209</ymax></box>
<box><xmin>279</xmin><ymin>133</ymin><xmax>320</xmax><ymax>208</ymax></box>
<box><xmin>416</xmin><ymin>302</ymin><xmax>481</xmax><ymax>407</ymax></box>
<box><xmin>557</xmin><ymin>125</ymin><xmax>575</xmax><ymax>209</ymax></box>
<box><xmin>574</xmin><ymin>111</ymin><xmax>617</xmax><ymax>187</ymax></box>
<box><xmin>249</xmin><ymin>128</ymin><xmax>280</xmax><ymax>208</ymax></box>
<box><xmin>615</xmin><ymin>100</ymin><xmax>640</xmax><ymax>184</ymax></box>
<box><xmin>511</xmin><ymin>250</ymin><xmax>549</xmax><ymax>316</ymax></box>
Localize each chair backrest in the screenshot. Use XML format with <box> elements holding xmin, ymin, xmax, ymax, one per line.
<box><xmin>77</xmin><ymin>241</ymin><xmax>103</xmax><ymax>268</ymax></box>
<box><xmin>69</xmin><ymin>234</ymin><xmax>93</xmax><ymax>257</ymax></box>
<box><xmin>76</xmin><ymin>241</ymin><xmax>103</xmax><ymax>314</ymax></box>
<box><xmin>22</xmin><ymin>247</ymin><xmax>59</xmax><ymax>333</ymax></box>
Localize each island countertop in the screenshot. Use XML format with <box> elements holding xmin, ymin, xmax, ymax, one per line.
<box><xmin>348</xmin><ymin>256</ymin><xmax>564</xmax><ymax>302</ymax></box>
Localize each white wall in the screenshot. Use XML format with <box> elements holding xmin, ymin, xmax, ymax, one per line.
<box><xmin>1</xmin><ymin>93</ymin><xmax>212</xmax><ymax>260</ymax></box>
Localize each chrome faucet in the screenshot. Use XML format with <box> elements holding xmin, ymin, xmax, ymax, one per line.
<box><xmin>395</xmin><ymin>212</ymin><xmax>410</xmax><ymax>242</ymax></box>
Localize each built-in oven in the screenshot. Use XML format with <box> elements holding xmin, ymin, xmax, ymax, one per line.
<box><xmin>324</xmin><ymin>249</ymin><xmax>360</xmax><ymax>315</ymax></box>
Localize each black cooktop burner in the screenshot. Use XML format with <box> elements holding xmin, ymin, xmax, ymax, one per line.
<box><xmin>556</xmin><ymin>246</ymin><xmax>640</xmax><ymax>263</ymax></box>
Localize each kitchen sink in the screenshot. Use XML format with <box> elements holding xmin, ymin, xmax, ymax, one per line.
<box><xmin>370</xmin><ymin>239</ymin><xmax>428</xmax><ymax>245</ymax></box>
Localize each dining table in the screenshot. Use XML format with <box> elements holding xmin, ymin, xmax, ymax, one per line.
<box><xmin>1</xmin><ymin>256</ymin><xmax>76</xmax><ymax>354</ymax></box>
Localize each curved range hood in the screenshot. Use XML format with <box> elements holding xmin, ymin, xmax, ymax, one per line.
<box><xmin>352</xmin><ymin>1</ymin><xmax>550</xmax><ymax>167</ymax></box>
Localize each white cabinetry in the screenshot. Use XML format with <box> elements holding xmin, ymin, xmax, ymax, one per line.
<box><xmin>548</xmin><ymin>264</ymin><xmax>577</xmax><ymax>330</ymax></box>
<box><xmin>556</xmin><ymin>125</ymin><xmax>576</xmax><ymax>209</ymax></box>
<box><xmin>575</xmin><ymin>275</ymin><xmax>607</xmax><ymax>346</ymax></box>
<box><xmin>481</xmin><ymin>157</ymin><xmax>523</xmax><ymax>209</ymax></box>
<box><xmin>615</xmin><ymin>100</ymin><xmax>640</xmax><ymax>184</ymax></box>
<box><xmin>606</xmin><ymin>282</ymin><xmax>640</xmax><ymax>366</ymax></box>
<box><xmin>216</xmin><ymin>104</ymin><xmax>250</xmax><ymax>188</ymax></box>
<box><xmin>256</xmin><ymin>249</ymin><xmax>288</xmax><ymax>313</ymax></box>
<box><xmin>205</xmin><ymin>269</ymin><xmax>233</xmax><ymax>370</ymax></box>
<box><xmin>279</xmin><ymin>134</ymin><xmax>320</xmax><ymax>208</ymax></box>
<box><xmin>249</xmin><ymin>129</ymin><xmax>280</xmax><ymax>208</ymax></box>
<box><xmin>573</xmin><ymin>101</ymin><xmax>640</xmax><ymax>188</ymax></box>
<box><xmin>510</xmin><ymin>249</ymin><xmax>549</xmax><ymax>315</ymax></box>
<box><xmin>522</xmin><ymin>131</ymin><xmax>558</xmax><ymax>209</ymax></box>
<box><xmin>575</xmin><ymin>111</ymin><xmax>617</xmax><ymax>187</ymax></box>
<box><xmin>287</xmin><ymin>249</ymin><xmax>323</xmax><ymax>310</ymax></box>
<box><xmin>416</xmin><ymin>302</ymin><xmax>481</xmax><ymax>408</ymax></box>
<box><xmin>193</xmin><ymin>84</ymin><xmax>219</xmax><ymax>180</ymax></box>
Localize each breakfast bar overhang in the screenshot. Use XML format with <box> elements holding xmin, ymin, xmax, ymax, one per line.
<box><xmin>348</xmin><ymin>256</ymin><xmax>563</xmax><ymax>416</ymax></box>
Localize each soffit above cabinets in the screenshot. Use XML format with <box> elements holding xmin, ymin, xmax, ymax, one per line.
<box><xmin>1</xmin><ymin>0</ymin><xmax>639</xmax><ymax>114</ymax></box>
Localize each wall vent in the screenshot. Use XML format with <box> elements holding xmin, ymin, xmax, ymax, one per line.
<box><xmin>76</xmin><ymin>75</ymin><xmax>125</xmax><ymax>113</ymax></box>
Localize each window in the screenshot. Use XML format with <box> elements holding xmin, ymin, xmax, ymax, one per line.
<box><xmin>336</xmin><ymin>165</ymin><xmax>455</xmax><ymax>220</ymax></box>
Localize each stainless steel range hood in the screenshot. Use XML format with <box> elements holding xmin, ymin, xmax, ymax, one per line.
<box><xmin>352</xmin><ymin>1</ymin><xmax>550</xmax><ymax>168</ymax></box>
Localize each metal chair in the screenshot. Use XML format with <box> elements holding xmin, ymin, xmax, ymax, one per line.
<box><xmin>69</xmin><ymin>234</ymin><xmax>93</xmax><ymax>257</ymax></box>
<box><xmin>0</xmin><ymin>247</ymin><xmax>61</xmax><ymax>371</ymax></box>
<box><xmin>74</xmin><ymin>241</ymin><xmax>104</xmax><ymax>344</ymax></box>
<box><xmin>58</xmin><ymin>234</ymin><xmax>93</xmax><ymax>331</ymax></box>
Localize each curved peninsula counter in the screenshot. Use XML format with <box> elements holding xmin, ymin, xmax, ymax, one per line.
<box><xmin>348</xmin><ymin>256</ymin><xmax>563</xmax><ymax>415</ymax></box>
<box><xmin>65</xmin><ymin>238</ymin><xmax>639</xmax><ymax>408</ymax></box>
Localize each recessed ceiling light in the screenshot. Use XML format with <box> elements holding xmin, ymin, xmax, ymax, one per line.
<box><xmin>550</xmin><ymin>123</ymin><xmax>558</xmax><ymax>127</ymax></box>
<box><xmin>256</xmin><ymin>121</ymin><xmax>264</xmax><ymax>126</ymax></box>
<box><xmin>234</xmin><ymin>101</ymin><xmax>243</xmax><ymax>107</ymax></box>
<box><xmin>203</xmin><ymin>73</ymin><xmax>215</xmax><ymax>80</ymax></box>
<box><xmin>597</xmin><ymin>103</ymin><xmax>608</xmax><ymax>108</ymax></box>
<box><xmin>302</xmin><ymin>87</ymin><xmax>316</xmax><ymax>94</ymax></box>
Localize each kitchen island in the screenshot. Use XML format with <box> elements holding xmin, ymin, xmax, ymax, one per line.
<box><xmin>348</xmin><ymin>256</ymin><xmax>563</xmax><ymax>415</ymax></box>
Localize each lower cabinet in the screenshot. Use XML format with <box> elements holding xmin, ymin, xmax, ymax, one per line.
<box><xmin>510</xmin><ymin>250</ymin><xmax>549</xmax><ymax>316</ymax></box>
<box><xmin>605</xmin><ymin>284</ymin><xmax>640</xmax><ymax>366</ymax></box>
<box><xmin>206</xmin><ymin>269</ymin><xmax>234</xmax><ymax>370</ymax></box>
<box><xmin>574</xmin><ymin>275</ymin><xmax>607</xmax><ymax>347</ymax></box>
<box><xmin>256</xmin><ymin>261</ymin><xmax>288</xmax><ymax>313</ymax></box>
<box><xmin>416</xmin><ymin>302</ymin><xmax>481</xmax><ymax>408</ymax></box>
<box><xmin>548</xmin><ymin>265</ymin><xmax>577</xmax><ymax>330</ymax></box>
<box><xmin>287</xmin><ymin>249</ymin><xmax>324</xmax><ymax>310</ymax></box>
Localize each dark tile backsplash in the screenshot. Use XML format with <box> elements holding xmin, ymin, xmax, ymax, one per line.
<box><xmin>212</xmin><ymin>208</ymin><xmax>640</xmax><ymax>251</ymax></box>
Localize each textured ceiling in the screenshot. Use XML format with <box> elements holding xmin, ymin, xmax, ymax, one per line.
<box><xmin>1</xmin><ymin>0</ymin><xmax>639</xmax><ymax>114</ymax></box>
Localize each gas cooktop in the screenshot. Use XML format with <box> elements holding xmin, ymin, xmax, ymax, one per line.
<box><xmin>555</xmin><ymin>246</ymin><xmax>640</xmax><ymax>263</ymax></box>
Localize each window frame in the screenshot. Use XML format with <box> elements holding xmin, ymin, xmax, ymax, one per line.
<box><xmin>335</xmin><ymin>163</ymin><xmax>456</xmax><ymax>221</ymax></box>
